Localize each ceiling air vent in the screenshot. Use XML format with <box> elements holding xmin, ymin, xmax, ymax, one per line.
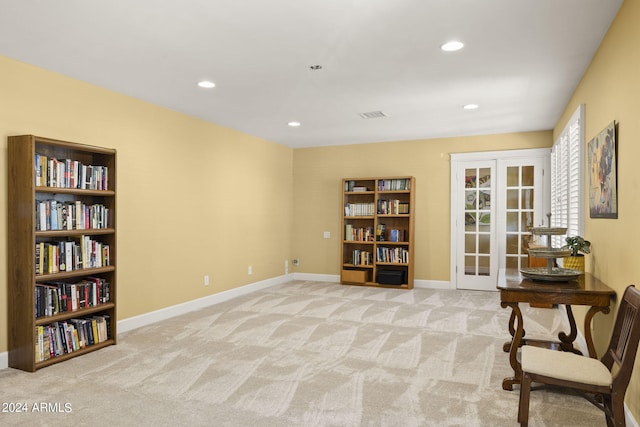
<box><xmin>359</xmin><ymin>111</ymin><xmax>388</xmax><ymax>119</ymax></box>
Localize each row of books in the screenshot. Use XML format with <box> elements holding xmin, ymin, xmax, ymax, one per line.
<box><xmin>351</xmin><ymin>250</ymin><xmax>373</xmax><ymax>265</ymax></box>
<box><xmin>344</xmin><ymin>181</ymin><xmax>371</xmax><ymax>192</ymax></box>
<box><xmin>376</xmin><ymin>247</ymin><xmax>409</xmax><ymax>263</ymax></box>
<box><xmin>345</xmin><ymin>202</ymin><xmax>375</xmax><ymax>217</ymax></box>
<box><xmin>344</xmin><ymin>225</ymin><xmax>374</xmax><ymax>242</ymax></box>
<box><xmin>377</xmin><ymin>199</ymin><xmax>410</xmax><ymax>215</ymax></box>
<box><xmin>35</xmin><ymin>237</ymin><xmax>110</xmax><ymax>275</ymax></box>
<box><xmin>378</xmin><ymin>179</ymin><xmax>410</xmax><ymax>191</ymax></box>
<box><xmin>387</xmin><ymin>229</ymin><xmax>406</xmax><ymax>242</ymax></box>
<box><xmin>36</xmin><ymin>199</ymin><xmax>110</xmax><ymax>231</ymax></box>
<box><xmin>35</xmin><ymin>315</ymin><xmax>111</xmax><ymax>362</ymax></box>
<box><xmin>35</xmin><ymin>153</ymin><xmax>109</xmax><ymax>190</ymax></box>
<box><xmin>35</xmin><ymin>278</ymin><xmax>111</xmax><ymax>318</ymax></box>
<box><xmin>376</xmin><ymin>225</ymin><xmax>407</xmax><ymax>242</ymax></box>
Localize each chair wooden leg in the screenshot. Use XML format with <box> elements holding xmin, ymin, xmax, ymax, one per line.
<box><xmin>518</xmin><ymin>372</ymin><xmax>532</xmax><ymax>426</ymax></box>
<box><xmin>602</xmin><ymin>394</ymin><xmax>614</xmax><ymax>427</ymax></box>
<box><xmin>610</xmin><ymin>394</ymin><xmax>625</xmax><ymax>427</ymax></box>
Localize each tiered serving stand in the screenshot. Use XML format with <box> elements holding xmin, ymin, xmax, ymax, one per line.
<box><xmin>520</xmin><ymin>214</ymin><xmax>582</xmax><ymax>282</ymax></box>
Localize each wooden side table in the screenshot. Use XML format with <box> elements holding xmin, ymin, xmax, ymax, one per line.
<box><xmin>497</xmin><ymin>269</ymin><xmax>615</xmax><ymax>391</ymax></box>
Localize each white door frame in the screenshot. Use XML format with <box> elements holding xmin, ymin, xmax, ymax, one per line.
<box><xmin>450</xmin><ymin>148</ymin><xmax>550</xmax><ymax>290</ymax></box>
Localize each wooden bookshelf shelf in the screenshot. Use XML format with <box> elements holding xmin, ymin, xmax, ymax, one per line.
<box><xmin>35</xmin><ymin>340</ymin><xmax>115</xmax><ymax>369</ymax></box>
<box><xmin>35</xmin><ymin>303</ymin><xmax>116</xmax><ymax>326</ymax></box>
<box><xmin>8</xmin><ymin>135</ymin><xmax>117</xmax><ymax>372</ymax></box>
<box><xmin>341</xmin><ymin>177</ymin><xmax>415</xmax><ymax>289</ymax></box>
<box><xmin>35</xmin><ymin>266</ymin><xmax>116</xmax><ymax>281</ymax></box>
<box><xmin>36</xmin><ymin>228</ymin><xmax>116</xmax><ymax>238</ymax></box>
<box><xmin>35</xmin><ymin>186</ymin><xmax>116</xmax><ymax>196</ymax></box>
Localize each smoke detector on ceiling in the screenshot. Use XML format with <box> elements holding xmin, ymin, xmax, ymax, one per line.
<box><xmin>359</xmin><ymin>111</ymin><xmax>388</xmax><ymax>119</ymax></box>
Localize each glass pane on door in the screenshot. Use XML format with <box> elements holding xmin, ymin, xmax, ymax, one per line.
<box><xmin>464</xmin><ymin>167</ymin><xmax>492</xmax><ymax>276</ymax></box>
<box><xmin>505</xmin><ymin>165</ymin><xmax>535</xmax><ymax>270</ymax></box>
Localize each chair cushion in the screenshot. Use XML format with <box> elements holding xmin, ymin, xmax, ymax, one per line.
<box><xmin>521</xmin><ymin>345</ymin><xmax>612</xmax><ymax>387</ymax></box>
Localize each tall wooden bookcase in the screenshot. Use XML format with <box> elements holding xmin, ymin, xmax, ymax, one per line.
<box><xmin>341</xmin><ymin>177</ymin><xmax>415</xmax><ymax>289</ymax></box>
<box><xmin>8</xmin><ymin>135</ymin><xmax>117</xmax><ymax>372</ymax></box>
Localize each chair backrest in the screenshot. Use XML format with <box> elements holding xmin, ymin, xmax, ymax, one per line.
<box><xmin>602</xmin><ymin>285</ymin><xmax>640</xmax><ymax>391</ymax></box>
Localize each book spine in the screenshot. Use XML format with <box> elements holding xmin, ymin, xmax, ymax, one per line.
<box><xmin>34</xmin><ymin>155</ymin><xmax>110</xmax><ymax>191</ymax></box>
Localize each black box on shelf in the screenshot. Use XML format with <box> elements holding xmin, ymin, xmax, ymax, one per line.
<box><xmin>376</xmin><ymin>270</ymin><xmax>405</xmax><ymax>285</ymax></box>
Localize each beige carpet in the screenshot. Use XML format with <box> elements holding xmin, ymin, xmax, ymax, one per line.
<box><xmin>1</xmin><ymin>281</ymin><xmax>604</xmax><ymax>426</ymax></box>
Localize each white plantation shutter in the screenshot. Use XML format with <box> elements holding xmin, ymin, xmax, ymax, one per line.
<box><xmin>568</xmin><ymin>119</ymin><xmax>581</xmax><ymax>234</ymax></box>
<box><xmin>550</xmin><ymin>105</ymin><xmax>584</xmax><ymax>247</ymax></box>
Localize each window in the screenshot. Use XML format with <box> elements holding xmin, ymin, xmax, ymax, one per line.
<box><xmin>550</xmin><ymin>105</ymin><xmax>584</xmax><ymax>247</ymax></box>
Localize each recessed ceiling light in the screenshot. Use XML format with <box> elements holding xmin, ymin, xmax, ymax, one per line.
<box><xmin>197</xmin><ymin>80</ymin><xmax>216</xmax><ymax>89</ymax></box>
<box><xmin>463</xmin><ymin>104</ymin><xmax>479</xmax><ymax>110</ymax></box>
<box><xmin>359</xmin><ymin>111</ymin><xmax>388</xmax><ymax>119</ymax></box>
<box><xmin>288</xmin><ymin>121</ymin><xmax>301</xmax><ymax>127</ymax></box>
<box><xmin>441</xmin><ymin>41</ymin><xmax>464</xmax><ymax>52</ymax></box>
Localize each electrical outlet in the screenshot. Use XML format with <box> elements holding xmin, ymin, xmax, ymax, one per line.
<box><xmin>292</xmin><ymin>258</ymin><xmax>299</xmax><ymax>266</ymax></box>
<box><xmin>204</xmin><ymin>275</ymin><xmax>209</xmax><ymax>286</ymax></box>
<box><xmin>248</xmin><ymin>265</ymin><xmax>253</xmax><ymax>275</ymax></box>
<box><xmin>323</xmin><ymin>231</ymin><xmax>331</xmax><ymax>239</ymax></box>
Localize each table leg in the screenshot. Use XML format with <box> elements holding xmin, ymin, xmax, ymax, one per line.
<box><xmin>584</xmin><ymin>306</ymin><xmax>610</xmax><ymax>358</ymax></box>
<box><xmin>503</xmin><ymin>305</ymin><xmax>527</xmax><ymax>353</ymax></box>
<box><xmin>503</xmin><ymin>310</ymin><xmax>516</xmax><ymax>352</ymax></box>
<box><xmin>557</xmin><ymin>305</ymin><xmax>582</xmax><ymax>354</ymax></box>
<box><xmin>501</xmin><ymin>301</ymin><xmax>524</xmax><ymax>391</ymax></box>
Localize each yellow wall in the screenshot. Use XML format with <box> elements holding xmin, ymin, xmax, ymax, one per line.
<box><xmin>292</xmin><ymin>132</ymin><xmax>552</xmax><ymax>280</ymax></box>
<box><xmin>0</xmin><ymin>56</ymin><xmax>293</xmax><ymax>353</ymax></box>
<box><xmin>553</xmin><ymin>0</ymin><xmax>640</xmax><ymax>417</ymax></box>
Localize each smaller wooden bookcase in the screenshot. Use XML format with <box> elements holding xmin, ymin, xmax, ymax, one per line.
<box><xmin>8</xmin><ymin>135</ymin><xmax>117</xmax><ymax>372</ymax></box>
<box><xmin>341</xmin><ymin>177</ymin><xmax>415</xmax><ymax>289</ymax></box>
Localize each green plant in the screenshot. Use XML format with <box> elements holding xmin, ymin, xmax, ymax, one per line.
<box><xmin>563</xmin><ymin>236</ymin><xmax>591</xmax><ymax>256</ymax></box>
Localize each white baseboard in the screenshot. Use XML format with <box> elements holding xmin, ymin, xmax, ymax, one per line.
<box><xmin>118</xmin><ymin>274</ymin><xmax>291</xmax><ymax>334</ymax></box>
<box><xmin>0</xmin><ymin>351</ymin><xmax>7</xmax><ymax>370</ymax></box>
<box><xmin>414</xmin><ymin>279</ymin><xmax>453</xmax><ymax>289</ymax></box>
<box><xmin>291</xmin><ymin>272</ymin><xmax>340</xmax><ymax>282</ymax></box>
<box><xmin>291</xmin><ymin>273</ymin><xmax>453</xmax><ymax>290</ymax></box>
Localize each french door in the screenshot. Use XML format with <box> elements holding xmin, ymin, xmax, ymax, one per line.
<box><xmin>450</xmin><ymin>149</ymin><xmax>549</xmax><ymax>291</ymax></box>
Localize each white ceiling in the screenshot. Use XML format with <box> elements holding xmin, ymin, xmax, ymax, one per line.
<box><xmin>0</xmin><ymin>0</ymin><xmax>623</xmax><ymax>148</ymax></box>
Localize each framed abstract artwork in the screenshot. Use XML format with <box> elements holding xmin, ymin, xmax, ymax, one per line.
<box><xmin>588</xmin><ymin>121</ymin><xmax>618</xmax><ymax>218</ymax></box>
